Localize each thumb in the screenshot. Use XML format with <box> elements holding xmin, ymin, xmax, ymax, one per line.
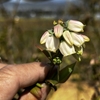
<box><xmin>19</xmin><ymin>83</ymin><xmax>50</xmax><ymax>100</ymax></box>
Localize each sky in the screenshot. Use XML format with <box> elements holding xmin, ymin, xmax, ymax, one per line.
<box><xmin>2</xmin><ymin>0</ymin><xmax>84</xmax><ymax>13</ymax></box>
<box><xmin>10</xmin><ymin>0</ymin><xmax>26</xmax><ymax>2</ymax></box>
<box><xmin>9</xmin><ymin>0</ymin><xmax>73</xmax><ymax>2</ymax></box>
<box><xmin>7</xmin><ymin>0</ymin><xmax>71</xmax><ymax>4</ymax></box>
<box><xmin>3</xmin><ymin>0</ymin><xmax>68</xmax><ymax>12</ymax></box>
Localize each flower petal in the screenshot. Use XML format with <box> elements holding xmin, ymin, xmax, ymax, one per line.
<box><xmin>63</xmin><ymin>30</ymin><xmax>73</xmax><ymax>46</ymax></box>
<box><xmin>66</xmin><ymin>20</ymin><xmax>84</xmax><ymax>32</ymax></box>
<box><xmin>59</xmin><ymin>41</ymin><xmax>76</xmax><ymax>56</ymax></box>
<box><xmin>40</xmin><ymin>31</ymin><xmax>50</xmax><ymax>44</ymax></box>
<box><xmin>81</xmin><ymin>35</ymin><xmax>90</xmax><ymax>42</ymax></box>
<box><xmin>46</xmin><ymin>35</ymin><xmax>59</xmax><ymax>52</ymax></box>
<box><xmin>71</xmin><ymin>32</ymin><xmax>84</xmax><ymax>47</ymax></box>
<box><xmin>54</xmin><ymin>24</ymin><xmax>63</xmax><ymax>38</ymax></box>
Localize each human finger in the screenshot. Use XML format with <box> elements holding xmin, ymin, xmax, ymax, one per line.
<box><xmin>0</xmin><ymin>62</ymin><xmax>51</xmax><ymax>100</ymax></box>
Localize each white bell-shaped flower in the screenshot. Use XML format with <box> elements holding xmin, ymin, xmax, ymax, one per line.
<box><xmin>59</xmin><ymin>41</ymin><xmax>76</xmax><ymax>56</ymax></box>
<box><xmin>54</xmin><ymin>24</ymin><xmax>63</xmax><ymax>38</ymax></box>
<box><xmin>46</xmin><ymin>35</ymin><xmax>59</xmax><ymax>52</ymax></box>
<box><xmin>71</xmin><ymin>32</ymin><xmax>84</xmax><ymax>47</ymax></box>
<box><xmin>40</xmin><ymin>31</ymin><xmax>50</xmax><ymax>44</ymax></box>
<box><xmin>63</xmin><ymin>30</ymin><xmax>73</xmax><ymax>46</ymax></box>
<box><xmin>67</xmin><ymin>20</ymin><xmax>84</xmax><ymax>32</ymax></box>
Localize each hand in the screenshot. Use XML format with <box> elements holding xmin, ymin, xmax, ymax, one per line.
<box><xmin>0</xmin><ymin>62</ymin><xmax>51</xmax><ymax>100</ymax></box>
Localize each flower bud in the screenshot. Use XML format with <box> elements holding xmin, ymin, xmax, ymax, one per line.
<box><xmin>46</xmin><ymin>35</ymin><xmax>59</xmax><ymax>52</ymax></box>
<box><xmin>66</xmin><ymin>20</ymin><xmax>84</xmax><ymax>32</ymax></box>
<box><xmin>40</xmin><ymin>31</ymin><xmax>50</xmax><ymax>44</ymax></box>
<box><xmin>53</xmin><ymin>20</ymin><xmax>57</xmax><ymax>25</ymax></box>
<box><xmin>53</xmin><ymin>57</ymin><xmax>62</xmax><ymax>64</ymax></box>
<box><xmin>75</xmin><ymin>46</ymin><xmax>83</xmax><ymax>55</ymax></box>
<box><xmin>59</xmin><ymin>41</ymin><xmax>76</xmax><ymax>56</ymax></box>
<box><xmin>54</xmin><ymin>24</ymin><xmax>63</xmax><ymax>38</ymax></box>
<box><xmin>63</xmin><ymin>30</ymin><xmax>73</xmax><ymax>46</ymax></box>
<box><xmin>73</xmin><ymin>46</ymin><xmax>83</xmax><ymax>61</ymax></box>
<box><xmin>71</xmin><ymin>32</ymin><xmax>84</xmax><ymax>47</ymax></box>
<box><xmin>58</xmin><ymin>20</ymin><xmax>63</xmax><ymax>24</ymax></box>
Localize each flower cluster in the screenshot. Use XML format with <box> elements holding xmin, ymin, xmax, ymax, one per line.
<box><xmin>40</xmin><ymin>20</ymin><xmax>90</xmax><ymax>61</ymax></box>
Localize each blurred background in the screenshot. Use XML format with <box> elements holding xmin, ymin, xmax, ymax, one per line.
<box><xmin>0</xmin><ymin>0</ymin><xmax>100</xmax><ymax>99</ymax></box>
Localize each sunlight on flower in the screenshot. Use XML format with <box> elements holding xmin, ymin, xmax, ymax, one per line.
<box><xmin>54</xmin><ymin>24</ymin><xmax>63</xmax><ymax>38</ymax></box>
<box><xmin>71</xmin><ymin>32</ymin><xmax>84</xmax><ymax>47</ymax></box>
<box><xmin>35</xmin><ymin>20</ymin><xmax>90</xmax><ymax>97</ymax></box>
<box><xmin>66</xmin><ymin>20</ymin><xmax>84</xmax><ymax>32</ymax></box>
<box><xmin>40</xmin><ymin>31</ymin><xmax>50</xmax><ymax>44</ymax></box>
<box><xmin>40</xmin><ymin>20</ymin><xmax>90</xmax><ymax>60</ymax></box>
<box><xmin>59</xmin><ymin>41</ymin><xmax>76</xmax><ymax>56</ymax></box>
<box><xmin>46</xmin><ymin>35</ymin><xmax>59</xmax><ymax>52</ymax></box>
<box><xmin>63</xmin><ymin>30</ymin><xmax>73</xmax><ymax>46</ymax></box>
<box><xmin>81</xmin><ymin>35</ymin><xmax>90</xmax><ymax>42</ymax></box>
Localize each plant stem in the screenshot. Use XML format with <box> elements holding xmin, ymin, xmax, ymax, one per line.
<box><xmin>57</xmin><ymin>65</ymin><xmax>60</xmax><ymax>82</ymax></box>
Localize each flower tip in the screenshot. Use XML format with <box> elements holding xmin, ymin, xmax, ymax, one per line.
<box><xmin>40</xmin><ymin>40</ymin><xmax>44</xmax><ymax>44</ymax></box>
<box><xmin>86</xmin><ymin>38</ymin><xmax>90</xmax><ymax>42</ymax></box>
<box><xmin>40</xmin><ymin>37</ymin><xmax>45</xmax><ymax>44</ymax></box>
<box><xmin>56</xmin><ymin>35</ymin><xmax>60</xmax><ymax>38</ymax></box>
<box><xmin>40</xmin><ymin>31</ymin><xmax>50</xmax><ymax>44</ymax></box>
<box><xmin>82</xmin><ymin>35</ymin><xmax>90</xmax><ymax>42</ymax></box>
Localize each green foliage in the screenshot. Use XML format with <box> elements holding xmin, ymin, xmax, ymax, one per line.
<box><xmin>0</xmin><ymin>18</ymin><xmax>53</xmax><ymax>63</ymax></box>
<box><xmin>49</xmin><ymin>62</ymin><xmax>76</xmax><ymax>83</ymax></box>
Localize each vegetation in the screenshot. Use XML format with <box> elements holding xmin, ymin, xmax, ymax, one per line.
<box><xmin>0</xmin><ymin>0</ymin><xmax>100</xmax><ymax>99</ymax></box>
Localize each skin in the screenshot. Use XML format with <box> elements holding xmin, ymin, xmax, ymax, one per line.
<box><xmin>0</xmin><ymin>62</ymin><xmax>51</xmax><ymax>100</ymax></box>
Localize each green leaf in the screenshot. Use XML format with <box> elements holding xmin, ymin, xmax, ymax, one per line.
<box><xmin>59</xmin><ymin>62</ymin><xmax>76</xmax><ymax>83</ymax></box>
<box><xmin>37</xmin><ymin>45</ymin><xmax>52</xmax><ymax>60</ymax></box>
<box><xmin>42</xmin><ymin>50</ymin><xmax>52</xmax><ymax>60</ymax></box>
<box><xmin>50</xmin><ymin>62</ymin><xmax>76</xmax><ymax>83</ymax></box>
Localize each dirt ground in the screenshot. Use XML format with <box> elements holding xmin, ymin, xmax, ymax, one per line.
<box><xmin>47</xmin><ymin>74</ymin><xmax>96</xmax><ymax>100</ymax></box>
